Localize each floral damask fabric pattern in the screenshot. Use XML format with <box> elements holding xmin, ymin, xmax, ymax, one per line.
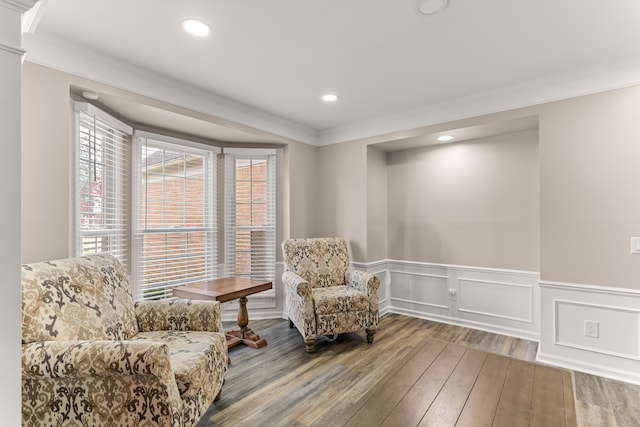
<box><xmin>135</xmin><ymin>299</ymin><xmax>225</xmax><ymax>333</ymax></box>
<box><xmin>130</xmin><ymin>330</ymin><xmax>227</xmax><ymax>426</ymax></box>
<box><xmin>21</xmin><ymin>254</ymin><xmax>227</xmax><ymax>427</ymax></box>
<box><xmin>281</xmin><ymin>238</ymin><xmax>379</xmax><ymax>351</ymax></box>
<box><xmin>312</xmin><ymin>286</ymin><xmax>369</xmax><ymax>315</ymax></box>
<box><xmin>22</xmin><ymin>254</ymin><xmax>139</xmax><ymax>343</ymax></box>
<box><xmin>22</xmin><ymin>340</ymin><xmax>184</xmax><ymax>427</ymax></box>
<box><xmin>282</xmin><ymin>237</ymin><xmax>349</xmax><ymax>288</ymax></box>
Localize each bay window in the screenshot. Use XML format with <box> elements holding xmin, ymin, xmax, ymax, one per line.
<box><xmin>74</xmin><ymin>103</ymin><xmax>276</xmax><ymax>301</ymax></box>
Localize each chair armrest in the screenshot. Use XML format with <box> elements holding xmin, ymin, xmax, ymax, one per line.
<box><xmin>135</xmin><ymin>298</ymin><xmax>224</xmax><ymax>333</ymax></box>
<box><xmin>282</xmin><ymin>271</ymin><xmax>312</xmax><ymax>299</ymax></box>
<box><xmin>22</xmin><ymin>340</ymin><xmax>176</xmax><ymax>381</ymax></box>
<box><xmin>346</xmin><ymin>268</ymin><xmax>380</xmax><ymax>295</ymax></box>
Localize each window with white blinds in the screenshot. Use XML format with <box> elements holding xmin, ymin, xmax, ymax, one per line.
<box><xmin>74</xmin><ymin>103</ymin><xmax>132</xmax><ymax>269</ymax></box>
<box><xmin>133</xmin><ymin>137</ymin><xmax>217</xmax><ymax>300</ymax></box>
<box><xmin>224</xmin><ymin>151</ymin><xmax>276</xmax><ymax>281</ymax></box>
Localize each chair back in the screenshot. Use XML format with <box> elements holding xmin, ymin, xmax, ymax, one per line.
<box><xmin>281</xmin><ymin>237</ymin><xmax>350</xmax><ymax>288</ymax></box>
<box><xmin>21</xmin><ymin>254</ymin><xmax>138</xmax><ymax>344</ymax></box>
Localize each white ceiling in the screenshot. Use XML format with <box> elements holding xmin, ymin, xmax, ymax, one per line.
<box><xmin>23</xmin><ymin>0</ymin><xmax>640</xmax><ymax>146</ymax></box>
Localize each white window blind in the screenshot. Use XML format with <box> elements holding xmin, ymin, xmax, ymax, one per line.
<box><xmin>74</xmin><ymin>103</ymin><xmax>132</xmax><ymax>269</ymax></box>
<box><xmin>224</xmin><ymin>151</ymin><xmax>276</xmax><ymax>281</ymax></box>
<box><xmin>133</xmin><ymin>137</ymin><xmax>217</xmax><ymax>300</ymax></box>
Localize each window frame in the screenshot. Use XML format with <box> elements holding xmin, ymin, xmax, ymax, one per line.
<box><xmin>132</xmin><ymin>134</ymin><xmax>219</xmax><ymax>301</ymax></box>
<box><xmin>223</xmin><ymin>150</ymin><xmax>277</xmax><ymax>283</ymax></box>
<box><xmin>73</xmin><ymin>102</ymin><xmax>132</xmax><ymax>269</ymax></box>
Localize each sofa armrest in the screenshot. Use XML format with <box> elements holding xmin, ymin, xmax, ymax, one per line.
<box><xmin>346</xmin><ymin>268</ymin><xmax>380</xmax><ymax>296</ymax></box>
<box><xmin>22</xmin><ymin>340</ymin><xmax>184</xmax><ymax>426</ymax></box>
<box><xmin>22</xmin><ymin>340</ymin><xmax>177</xmax><ymax>382</ymax></box>
<box><xmin>135</xmin><ymin>298</ymin><xmax>224</xmax><ymax>333</ymax></box>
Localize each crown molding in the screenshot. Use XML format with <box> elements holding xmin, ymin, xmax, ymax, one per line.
<box><xmin>0</xmin><ymin>0</ymin><xmax>38</xmax><ymax>13</ymax></box>
<box><xmin>22</xmin><ymin>31</ymin><xmax>319</xmax><ymax>146</ymax></box>
<box><xmin>317</xmin><ymin>56</ymin><xmax>640</xmax><ymax>146</ymax></box>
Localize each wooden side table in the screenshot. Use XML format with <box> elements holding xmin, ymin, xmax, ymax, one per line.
<box><xmin>173</xmin><ymin>277</ymin><xmax>273</xmax><ymax>349</ymax></box>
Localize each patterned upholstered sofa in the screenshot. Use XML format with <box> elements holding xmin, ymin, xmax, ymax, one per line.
<box><xmin>21</xmin><ymin>254</ymin><xmax>227</xmax><ymax>427</ymax></box>
<box><xmin>282</xmin><ymin>237</ymin><xmax>379</xmax><ymax>353</ymax></box>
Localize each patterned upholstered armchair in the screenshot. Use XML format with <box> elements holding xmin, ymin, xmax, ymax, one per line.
<box><xmin>281</xmin><ymin>237</ymin><xmax>379</xmax><ymax>353</ymax></box>
<box><xmin>21</xmin><ymin>254</ymin><xmax>227</xmax><ymax>427</ymax></box>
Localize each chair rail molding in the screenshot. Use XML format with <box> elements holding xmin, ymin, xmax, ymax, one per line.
<box><xmin>538</xmin><ymin>280</ymin><xmax>640</xmax><ymax>385</ymax></box>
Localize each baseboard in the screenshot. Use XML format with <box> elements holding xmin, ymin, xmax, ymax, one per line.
<box><xmin>538</xmin><ymin>280</ymin><xmax>640</xmax><ymax>385</ymax></box>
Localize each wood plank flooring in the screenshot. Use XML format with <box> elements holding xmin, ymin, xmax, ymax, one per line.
<box><xmin>195</xmin><ymin>314</ymin><xmax>640</xmax><ymax>427</ymax></box>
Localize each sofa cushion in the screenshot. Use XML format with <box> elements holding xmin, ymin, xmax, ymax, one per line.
<box><xmin>312</xmin><ymin>285</ymin><xmax>369</xmax><ymax>315</ymax></box>
<box><xmin>21</xmin><ymin>254</ymin><xmax>138</xmax><ymax>343</ymax></box>
<box><xmin>130</xmin><ymin>330</ymin><xmax>228</xmax><ymax>426</ymax></box>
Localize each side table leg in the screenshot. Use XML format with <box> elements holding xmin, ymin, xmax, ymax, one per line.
<box><xmin>225</xmin><ymin>296</ymin><xmax>268</xmax><ymax>349</ymax></box>
<box><xmin>237</xmin><ymin>296</ymin><xmax>249</xmax><ymax>329</ymax></box>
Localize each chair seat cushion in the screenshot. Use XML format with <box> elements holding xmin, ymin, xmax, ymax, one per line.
<box><xmin>312</xmin><ymin>285</ymin><xmax>369</xmax><ymax>315</ymax></box>
<box><xmin>130</xmin><ymin>330</ymin><xmax>227</xmax><ymax>425</ymax></box>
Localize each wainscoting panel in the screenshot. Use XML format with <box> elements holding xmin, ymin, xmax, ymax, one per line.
<box><xmin>458</xmin><ymin>278</ymin><xmax>533</xmax><ymax>323</ymax></box>
<box><xmin>555</xmin><ymin>300</ymin><xmax>640</xmax><ymax>359</ymax></box>
<box><xmin>454</xmin><ymin>268</ymin><xmax>539</xmax><ymax>341</ymax></box>
<box><xmin>538</xmin><ymin>281</ymin><xmax>640</xmax><ymax>385</ymax></box>
<box><xmin>388</xmin><ymin>270</ymin><xmax>450</xmax><ymax>314</ymax></box>
<box><xmin>358</xmin><ymin>260</ymin><xmax>540</xmax><ymax>341</ymax></box>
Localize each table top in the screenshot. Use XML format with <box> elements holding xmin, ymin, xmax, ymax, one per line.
<box><xmin>172</xmin><ymin>277</ymin><xmax>273</xmax><ymax>303</ymax></box>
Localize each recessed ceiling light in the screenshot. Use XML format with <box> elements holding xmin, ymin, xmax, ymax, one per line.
<box><xmin>416</xmin><ymin>0</ymin><xmax>449</xmax><ymax>15</ymax></box>
<box><xmin>322</xmin><ymin>94</ymin><xmax>338</xmax><ymax>102</ymax></box>
<box><xmin>437</xmin><ymin>135</ymin><xmax>454</xmax><ymax>141</ymax></box>
<box><xmin>182</xmin><ymin>19</ymin><xmax>211</xmax><ymax>37</ymax></box>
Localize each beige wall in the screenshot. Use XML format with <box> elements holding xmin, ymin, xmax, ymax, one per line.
<box><xmin>539</xmin><ymin>87</ymin><xmax>640</xmax><ymax>288</ymax></box>
<box><xmin>315</xmin><ymin>141</ymin><xmax>369</xmax><ymax>261</ymax></box>
<box><xmin>22</xmin><ymin>63</ymin><xmax>73</xmax><ymax>263</ymax></box>
<box><xmin>386</xmin><ymin>130</ymin><xmax>540</xmax><ymax>271</ymax></box>
<box><xmin>367</xmin><ymin>146</ymin><xmax>387</xmax><ymax>261</ymax></box>
<box><xmin>283</xmin><ymin>140</ymin><xmax>320</xmax><ymax>241</ymax></box>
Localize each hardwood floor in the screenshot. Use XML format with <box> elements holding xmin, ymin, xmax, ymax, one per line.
<box><xmin>195</xmin><ymin>314</ymin><xmax>640</xmax><ymax>427</ymax></box>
